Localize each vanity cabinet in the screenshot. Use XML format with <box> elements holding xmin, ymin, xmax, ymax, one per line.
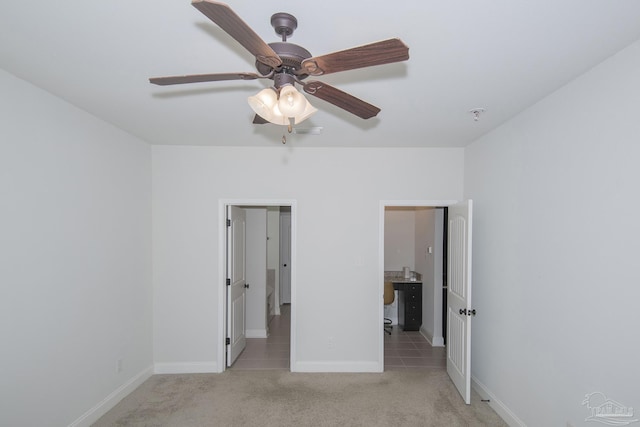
<box><xmin>396</xmin><ymin>282</ymin><xmax>422</xmax><ymax>331</ymax></box>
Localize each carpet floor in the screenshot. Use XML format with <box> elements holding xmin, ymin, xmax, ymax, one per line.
<box><xmin>94</xmin><ymin>369</ymin><xmax>506</xmax><ymax>426</ymax></box>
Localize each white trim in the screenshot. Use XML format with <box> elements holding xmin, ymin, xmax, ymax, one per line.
<box><xmin>293</xmin><ymin>361</ymin><xmax>382</xmax><ymax>373</ymax></box>
<box><xmin>471</xmin><ymin>375</ymin><xmax>527</xmax><ymax>427</ymax></box>
<box><xmin>219</xmin><ymin>199</ymin><xmax>297</xmax><ymax>373</ymax></box>
<box><xmin>218</xmin><ymin>201</ymin><xmax>227</xmax><ymax>372</ymax></box>
<box><xmin>378</xmin><ymin>200</ymin><xmax>459</xmax><ymax>369</ymax></box>
<box><xmin>419</xmin><ymin>327</ymin><xmax>445</xmax><ymax>347</ymax></box>
<box><xmin>69</xmin><ymin>365</ymin><xmax>153</xmax><ymax>427</ymax></box>
<box><xmin>380</xmin><ymin>200</ymin><xmax>460</xmax><ymax>207</ymax></box>
<box><xmin>154</xmin><ymin>362</ymin><xmax>218</xmax><ymax>374</ymax></box>
<box><xmin>432</xmin><ymin>336</ymin><xmax>445</xmax><ymax>347</ymax></box>
<box><xmin>420</xmin><ymin>327</ymin><xmax>433</xmax><ymax>344</ymax></box>
<box><xmin>246</xmin><ymin>329</ymin><xmax>268</xmax><ymax>338</ymax></box>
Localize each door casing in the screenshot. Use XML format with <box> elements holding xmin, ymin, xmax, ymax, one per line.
<box><xmin>378</xmin><ymin>200</ymin><xmax>458</xmax><ymax>372</ymax></box>
<box><xmin>218</xmin><ymin>199</ymin><xmax>297</xmax><ymax>372</ymax></box>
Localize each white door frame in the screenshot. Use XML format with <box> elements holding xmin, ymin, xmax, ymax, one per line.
<box><xmin>218</xmin><ymin>199</ymin><xmax>297</xmax><ymax>372</ymax></box>
<box><xmin>279</xmin><ymin>210</ymin><xmax>292</xmax><ymax>304</ymax></box>
<box><xmin>378</xmin><ymin>200</ymin><xmax>458</xmax><ymax>371</ymax></box>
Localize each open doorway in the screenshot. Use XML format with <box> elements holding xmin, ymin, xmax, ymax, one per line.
<box><xmin>381</xmin><ymin>202</ymin><xmax>451</xmax><ymax>371</ymax></box>
<box><xmin>219</xmin><ymin>200</ymin><xmax>296</xmax><ymax>372</ymax></box>
<box><xmin>381</xmin><ymin>200</ymin><xmax>475</xmax><ymax>404</ymax></box>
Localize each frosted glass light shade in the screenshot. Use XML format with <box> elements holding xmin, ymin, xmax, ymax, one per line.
<box><xmin>267</xmin><ymin>104</ymin><xmax>288</xmax><ymax>126</ymax></box>
<box><xmin>294</xmin><ymin>101</ymin><xmax>318</xmax><ymax>124</ymax></box>
<box><xmin>248</xmin><ymin>88</ymin><xmax>288</xmax><ymax>125</ymax></box>
<box><xmin>248</xmin><ymin>88</ymin><xmax>277</xmax><ymax>118</ymax></box>
<box><xmin>278</xmin><ymin>85</ymin><xmax>306</xmax><ymax>117</ymax></box>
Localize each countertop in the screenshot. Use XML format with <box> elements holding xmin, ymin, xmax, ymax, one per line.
<box><xmin>384</xmin><ymin>270</ymin><xmax>422</xmax><ymax>283</ymax></box>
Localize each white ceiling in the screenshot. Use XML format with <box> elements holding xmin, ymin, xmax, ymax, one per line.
<box><xmin>2</xmin><ymin>1</ymin><xmax>640</xmax><ymax>148</ymax></box>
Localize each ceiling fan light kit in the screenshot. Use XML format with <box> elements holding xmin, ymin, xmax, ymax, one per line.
<box><xmin>149</xmin><ymin>0</ymin><xmax>409</xmax><ymax>129</ymax></box>
<box><xmin>247</xmin><ymin>85</ymin><xmax>317</xmax><ymax>126</ymax></box>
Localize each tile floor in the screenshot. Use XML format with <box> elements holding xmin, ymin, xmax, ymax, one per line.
<box><xmin>384</xmin><ymin>325</ymin><xmax>446</xmax><ymax>370</ymax></box>
<box><xmin>230</xmin><ymin>304</ymin><xmax>446</xmax><ymax>371</ymax></box>
<box><xmin>229</xmin><ymin>304</ymin><xmax>291</xmax><ymax>370</ymax></box>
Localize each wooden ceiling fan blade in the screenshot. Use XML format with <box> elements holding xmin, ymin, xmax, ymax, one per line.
<box><xmin>149</xmin><ymin>72</ymin><xmax>261</xmax><ymax>86</ymax></box>
<box><xmin>303</xmin><ymin>81</ymin><xmax>380</xmax><ymax>119</ymax></box>
<box><xmin>301</xmin><ymin>38</ymin><xmax>409</xmax><ymax>76</ymax></box>
<box><xmin>191</xmin><ymin>0</ymin><xmax>282</xmax><ymax>69</ymax></box>
<box><xmin>252</xmin><ymin>114</ymin><xmax>268</xmax><ymax>124</ymax></box>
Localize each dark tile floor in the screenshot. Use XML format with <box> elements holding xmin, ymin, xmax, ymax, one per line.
<box><xmin>230</xmin><ymin>304</ymin><xmax>445</xmax><ymax>371</ymax></box>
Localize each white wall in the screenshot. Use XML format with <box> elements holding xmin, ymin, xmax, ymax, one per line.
<box><xmin>152</xmin><ymin>147</ymin><xmax>463</xmax><ymax>372</ymax></box>
<box><xmin>384</xmin><ymin>208</ymin><xmax>416</xmax><ymax>271</ymax></box>
<box><xmin>465</xmin><ymin>40</ymin><xmax>640</xmax><ymax>425</ymax></box>
<box><xmin>0</xmin><ymin>70</ymin><xmax>152</xmax><ymax>426</ymax></box>
<box><xmin>266</xmin><ymin>206</ymin><xmax>280</xmax><ymax>312</ymax></box>
<box><xmin>415</xmin><ymin>208</ymin><xmax>443</xmax><ymax>345</ymax></box>
<box><xmin>266</xmin><ymin>208</ymin><xmax>281</xmax><ymax>271</ymax></box>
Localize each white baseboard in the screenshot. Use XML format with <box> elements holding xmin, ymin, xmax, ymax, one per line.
<box><xmin>69</xmin><ymin>365</ymin><xmax>153</xmax><ymax>427</ymax></box>
<box><xmin>419</xmin><ymin>328</ymin><xmax>445</xmax><ymax>347</ymax></box>
<box><xmin>246</xmin><ymin>329</ymin><xmax>268</xmax><ymax>338</ymax></box>
<box><xmin>293</xmin><ymin>361</ymin><xmax>382</xmax><ymax>373</ymax></box>
<box><xmin>471</xmin><ymin>375</ymin><xmax>526</xmax><ymax>427</ymax></box>
<box><xmin>154</xmin><ymin>361</ymin><xmax>220</xmax><ymax>374</ymax></box>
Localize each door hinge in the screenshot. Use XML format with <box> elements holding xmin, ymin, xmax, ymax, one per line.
<box><xmin>226</xmin><ymin>278</ymin><xmax>231</xmax><ymax>286</ymax></box>
<box><xmin>227</xmin><ymin>219</ymin><xmax>231</xmax><ymax>227</ymax></box>
<box><xmin>226</xmin><ymin>337</ymin><xmax>230</xmax><ymax>345</ymax></box>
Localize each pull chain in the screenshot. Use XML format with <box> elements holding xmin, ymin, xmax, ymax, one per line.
<box><xmin>282</xmin><ymin>121</ymin><xmax>293</xmax><ymax>144</ymax></box>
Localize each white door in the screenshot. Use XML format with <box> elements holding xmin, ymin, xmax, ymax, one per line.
<box><xmin>227</xmin><ymin>205</ymin><xmax>247</xmax><ymax>366</ymax></box>
<box><xmin>446</xmin><ymin>200</ymin><xmax>473</xmax><ymax>404</ymax></box>
<box><xmin>279</xmin><ymin>211</ymin><xmax>291</xmax><ymax>304</ymax></box>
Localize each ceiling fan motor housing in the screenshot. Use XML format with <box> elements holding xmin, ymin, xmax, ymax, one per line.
<box><xmin>255</xmin><ymin>42</ymin><xmax>312</xmax><ymax>80</ymax></box>
<box><xmin>254</xmin><ymin>12</ymin><xmax>311</xmax><ymax>81</ymax></box>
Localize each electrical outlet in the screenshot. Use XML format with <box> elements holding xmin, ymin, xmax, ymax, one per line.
<box><xmin>328</xmin><ymin>336</ymin><xmax>336</xmax><ymax>350</ymax></box>
<box><xmin>116</xmin><ymin>359</ymin><xmax>123</xmax><ymax>373</ymax></box>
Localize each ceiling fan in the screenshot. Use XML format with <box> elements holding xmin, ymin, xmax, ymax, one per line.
<box><xmin>149</xmin><ymin>0</ymin><xmax>410</xmax><ymax>127</ymax></box>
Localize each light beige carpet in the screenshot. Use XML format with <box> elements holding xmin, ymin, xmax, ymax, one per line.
<box><xmin>94</xmin><ymin>369</ymin><xmax>506</xmax><ymax>426</ymax></box>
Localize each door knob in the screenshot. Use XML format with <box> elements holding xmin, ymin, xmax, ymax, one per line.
<box><xmin>283</xmin><ymin>264</ymin><xmax>287</xmax><ymax>267</ymax></box>
<box><xmin>244</xmin><ymin>283</ymin><xmax>250</xmax><ymax>289</ymax></box>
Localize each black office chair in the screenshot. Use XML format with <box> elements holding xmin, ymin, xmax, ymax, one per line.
<box><xmin>384</xmin><ymin>281</ymin><xmax>395</xmax><ymax>335</ymax></box>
